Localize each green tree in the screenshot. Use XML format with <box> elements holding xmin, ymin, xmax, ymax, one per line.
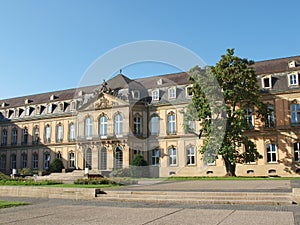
<box><xmin>130</xmin><ymin>155</ymin><xmax>149</xmax><ymax>178</ymax></box>
<box><xmin>48</xmin><ymin>158</ymin><xmax>64</xmax><ymax>173</ymax></box>
<box><xmin>187</xmin><ymin>49</ymin><xmax>266</xmax><ymax>176</ymax></box>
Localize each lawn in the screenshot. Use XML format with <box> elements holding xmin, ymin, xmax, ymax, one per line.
<box><xmin>0</xmin><ymin>200</ymin><xmax>28</xmax><ymax>209</ymax></box>
<box><xmin>166</xmin><ymin>176</ymin><xmax>300</xmax><ymax>181</ymax></box>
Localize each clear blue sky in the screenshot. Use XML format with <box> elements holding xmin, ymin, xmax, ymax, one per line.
<box><xmin>1</xmin><ymin>0</ymin><xmax>300</xmax><ymax>100</ymax></box>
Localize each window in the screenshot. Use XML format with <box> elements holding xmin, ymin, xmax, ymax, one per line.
<box><xmin>21</xmin><ymin>153</ymin><xmax>27</xmax><ymax>169</ymax></box>
<box><xmin>32</xmin><ymin>153</ymin><xmax>38</xmax><ymax>170</ymax></box>
<box><xmin>266</xmin><ymin>143</ymin><xmax>277</xmax><ymax>163</ymax></box>
<box><xmin>33</xmin><ymin>126</ymin><xmax>39</xmax><ymax>144</ymax></box>
<box><xmin>265</xmin><ymin>106</ymin><xmax>275</xmax><ymax>128</ymax></box>
<box><xmin>114</xmin><ymin>146</ymin><xmax>123</xmax><ymax>169</ymax></box>
<box><xmin>186</xmin><ymin>86</ymin><xmax>194</xmax><ymax>97</ymax></box>
<box><xmin>45</xmin><ymin>125</ymin><xmax>51</xmax><ymax>143</ymax></box>
<box><xmin>152</xmin><ymin>89</ymin><xmax>159</xmax><ymax>101</ymax></box>
<box><xmin>47</xmin><ymin>104</ymin><xmax>52</xmax><ymax>113</ymax></box>
<box><xmin>289</xmin><ymin>73</ymin><xmax>298</xmax><ymax>86</ymax></box>
<box><xmin>151</xmin><ymin>149</ymin><xmax>160</xmax><ymax>166</ymax></box>
<box><xmin>1</xmin><ymin>129</ymin><xmax>7</xmax><ymax>146</ymax></box>
<box><xmin>21</xmin><ymin>127</ymin><xmax>28</xmax><ymax>145</ymax></box>
<box><xmin>114</xmin><ymin>114</ymin><xmax>123</xmax><ymax>136</ymax></box>
<box><xmin>69</xmin><ymin>123</ymin><xmax>75</xmax><ymax>141</ymax></box>
<box><xmin>25</xmin><ymin>107</ymin><xmax>31</xmax><ymax>116</ymax></box>
<box><xmin>244</xmin><ymin>108</ymin><xmax>254</xmax><ymax>129</ymax></box>
<box><xmin>262</xmin><ymin>76</ymin><xmax>272</xmax><ymax>89</ymax></box>
<box><xmin>0</xmin><ymin>155</ymin><xmax>6</xmax><ymax>170</ymax></box>
<box><xmin>43</xmin><ymin>152</ymin><xmax>50</xmax><ymax>169</ymax></box>
<box><xmin>99</xmin><ymin>116</ymin><xmax>108</xmax><ymax>137</ymax></box>
<box><xmin>294</xmin><ymin>143</ymin><xmax>300</xmax><ymax>162</ymax></box>
<box><xmin>167</xmin><ymin>112</ymin><xmax>176</xmax><ymax>135</ymax></box>
<box><xmin>56</xmin><ymin>151</ymin><xmax>62</xmax><ymax>159</ymax></box>
<box><xmin>205</xmin><ymin>149</ymin><xmax>216</xmax><ymax>165</ymax></box>
<box><xmin>59</xmin><ymin>103</ymin><xmax>64</xmax><ymax>112</ymax></box>
<box><xmin>291</xmin><ymin>104</ymin><xmax>300</xmax><ymax>125</ymax></box>
<box><xmin>85</xmin><ymin>148</ymin><xmax>92</xmax><ymax>169</ymax></box>
<box><xmin>99</xmin><ymin>147</ymin><xmax>107</xmax><ymax>170</ymax></box>
<box><xmin>168</xmin><ymin>147</ymin><xmax>177</xmax><ymax>166</ymax></box>
<box><xmin>132</xmin><ymin>90</ymin><xmax>140</xmax><ymax>99</ymax></box>
<box><xmin>56</xmin><ymin>123</ymin><xmax>63</xmax><ymax>142</ymax></box>
<box><xmin>10</xmin><ymin>154</ymin><xmax>16</xmax><ymax>169</ymax></box>
<box><xmin>188</xmin><ymin>120</ymin><xmax>195</xmax><ymax>132</ymax></box>
<box><xmin>133</xmin><ymin>114</ymin><xmax>142</xmax><ymax>135</ymax></box>
<box><xmin>11</xmin><ymin>128</ymin><xmax>18</xmax><ymax>145</ymax></box>
<box><xmin>70</xmin><ymin>101</ymin><xmax>76</xmax><ymax>111</ymax></box>
<box><xmin>69</xmin><ymin>152</ymin><xmax>75</xmax><ymax>168</ymax></box>
<box><xmin>168</xmin><ymin>87</ymin><xmax>176</xmax><ymax>99</ymax></box>
<box><xmin>150</xmin><ymin>115</ymin><xmax>159</xmax><ymax>135</ymax></box>
<box><xmin>186</xmin><ymin>146</ymin><xmax>195</xmax><ymax>165</ymax></box>
<box><xmin>85</xmin><ymin>117</ymin><xmax>93</xmax><ymax>138</ymax></box>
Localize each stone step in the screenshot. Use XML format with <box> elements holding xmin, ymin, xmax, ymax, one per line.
<box><xmin>96</xmin><ymin>190</ymin><xmax>293</xmax><ymax>205</ymax></box>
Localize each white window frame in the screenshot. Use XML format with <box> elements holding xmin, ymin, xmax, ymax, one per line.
<box><xmin>185</xmin><ymin>85</ymin><xmax>194</xmax><ymax>97</ymax></box>
<box><xmin>266</xmin><ymin>143</ymin><xmax>277</xmax><ymax>163</ymax></box>
<box><xmin>167</xmin><ymin>112</ymin><xmax>176</xmax><ymax>135</ymax></box>
<box><xmin>99</xmin><ymin>116</ymin><xmax>108</xmax><ymax>137</ymax></box>
<box><xmin>151</xmin><ymin>149</ymin><xmax>160</xmax><ymax>166</ymax></box>
<box><xmin>168</xmin><ymin>147</ymin><xmax>177</xmax><ymax>166</ymax></box>
<box><xmin>152</xmin><ymin>89</ymin><xmax>159</xmax><ymax>101</ymax></box>
<box><xmin>45</xmin><ymin>125</ymin><xmax>51</xmax><ymax>143</ymax></box>
<box><xmin>69</xmin><ymin>152</ymin><xmax>75</xmax><ymax>168</ymax></box>
<box><xmin>57</xmin><ymin>124</ymin><xmax>63</xmax><ymax>142</ymax></box>
<box><xmin>168</xmin><ymin>87</ymin><xmax>176</xmax><ymax>99</ymax></box>
<box><xmin>291</xmin><ymin>104</ymin><xmax>300</xmax><ymax>125</ymax></box>
<box><xmin>186</xmin><ymin>146</ymin><xmax>195</xmax><ymax>165</ymax></box>
<box><xmin>294</xmin><ymin>142</ymin><xmax>300</xmax><ymax>162</ymax></box>
<box><xmin>114</xmin><ymin>114</ymin><xmax>123</xmax><ymax>137</ymax></box>
<box><xmin>69</xmin><ymin>123</ymin><xmax>75</xmax><ymax>141</ymax></box>
<box><xmin>262</xmin><ymin>75</ymin><xmax>272</xmax><ymax>89</ymax></box>
<box><xmin>85</xmin><ymin>117</ymin><xmax>93</xmax><ymax>138</ymax></box>
<box><xmin>150</xmin><ymin>115</ymin><xmax>159</xmax><ymax>135</ymax></box>
<box><xmin>288</xmin><ymin>73</ymin><xmax>298</xmax><ymax>86</ymax></box>
<box><xmin>132</xmin><ymin>90</ymin><xmax>140</xmax><ymax>100</ymax></box>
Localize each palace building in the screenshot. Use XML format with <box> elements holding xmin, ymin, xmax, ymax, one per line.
<box><xmin>1</xmin><ymin>55</ymin><xmax>300</xmax><ymax>177</ymax></box>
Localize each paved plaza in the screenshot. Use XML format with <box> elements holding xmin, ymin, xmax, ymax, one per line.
<box><xmin>0</xmin><ymin>180</ymin><xmax>300</xmax><ymax>225</ymax></box>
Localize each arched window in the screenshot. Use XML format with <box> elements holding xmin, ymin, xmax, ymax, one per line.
<box><xmin>0</xmin><ymin>155</ymin><xmax>6</xmax><ymax>170</ymax></box>
<box><xmin>150</xmin><ymin>115</ymin><xmax>159</xmax><ymax>135</ymax></box>
<box><xmin>10</xmin><ymin>154</ymin><xmax>16</xmax><ymax>169</ymax></box>
<box><xmin>85</xmin><ymin>117</ymin><xmax>93</xmax><ymax>138</ymax></box>
<box><xmin>21</xmin><ymin>153</ymin><xmax>27</xmax><ymax>169</ymax></box>
<box><xmin>33</xmin><ymin>126</ymin><xmax>39</xmax><ymax>144</ymax></box>
<box><xmin>56</xmin><ymin>123</ymin><xmax>63</xmax><ymax>142</ymax></box>
<box><xmin>43</xmin><ymin>152</ymin><xmax>51</xmax><ymax>169</ymax></box>
<box><xmin>133</xmin><ymin>114</ymin><xmax>142</xmax><ymax>135</ymax></box>
<box><xmin>21</xmin><ymin>127</ymin><xmax>28</xmax><ymax>145</ymax></box>
<box><xmin>45</xmin><ymin>125</ymin><xmax>51</xmax><ymax>143</ymax></box>
<box><xmin>114</xmin><ymin>114</ymin><xmax>123</xmax><ymax>136</ymax></box>
<box><xmin>69</xmin><ymin>123</ymin><xmax>75</xmax><ymax>141</ymax></box>
<box><xmin>32</xmin><ymin>153</ymin><xmax>38</xmax><ymax>170</ymax></box>
<box><xmin>11</xmin><ymin>127</ymin><xmax>18</xmax><ymax>145</ymax></box>
<box><xmin>99</xmin><ymin>147</ymin><xmax>107</xmax><ymax>170</ymax></box>
<box><xmin>99</xmin><ymin>116</ymin><xmax>108</xmax><ymax>137</ymax></box>
<box><xmin>114</xmin><ymin>146</ymin><xmax>123</xmax><ymax>169</ymax></box>
<box><xmin>151</xmin><ymin>148</ymin><xmax>160</xmax><ymax>166</ymax></box>
<box><xmin>85</xmin><ymin>148</ymin><xmax>92</xmax><ymax>169</ymax></box>
<box><xmin>1</xmin><ymin>129</ymin><xmax>7</xmax><ymax>146</ymax></box>
<box><xmin>167</xmin><ymin>112</ymin><xmax>176</xmax><ymax>135</ymax></box>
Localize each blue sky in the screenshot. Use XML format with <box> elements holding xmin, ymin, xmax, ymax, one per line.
<box><xmin>1</xmin><ymin>0</ymin><xmax>300</xmax><ymax>99</ymax></box>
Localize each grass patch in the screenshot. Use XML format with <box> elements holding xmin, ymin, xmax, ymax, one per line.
<box><xmin>0</xmin><ymin>200</ymin><xmax>29</xmax><ymax>209</ymax></box>
<box><xmin>0</xmin><ymin>179</ymin><xmax>62</xmax><ymax>186</ymax></box>
<box><xmin>49</xmin><ymin>183</ymin><xmax>118</xmax><ymax>188</ymax></box>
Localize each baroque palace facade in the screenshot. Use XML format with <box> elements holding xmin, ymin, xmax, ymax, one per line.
<box><xmin>1</xmin><ymin>55</ymin><xmax>300</xmax><ymax>177</ymax></box>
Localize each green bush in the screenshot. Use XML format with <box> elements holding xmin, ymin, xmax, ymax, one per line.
<box><xmin>130</xmin><ymin>155</ymin><xmax>149</xmax><ymax>178</ymax></box>
<box><xmin>0</xmin><ymin>172</ymin><xmax>9</xmax><ymax>180</ymax></box>
<box><xmin>18</xmin><ymin>168</ymin><xmax>32</xmax><ymax>176</ymax></box>
<box><xmin>109</xmin><ymin>168</ymin><xmax>132</xmax><ymax>177</ymax></box>
<box><xmin>48</xmin><ymin>158</ymin><xmax>64</xmax><ymax>173</ymax></box>
<box><xmin>74</xmin><ymin>178</ymin><xmax>116</xmax><ymax>185</ymax></box>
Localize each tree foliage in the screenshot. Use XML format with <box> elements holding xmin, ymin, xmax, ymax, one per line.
<box><xmin>187</xmin><ymin>49</ymin><xmax>266</xmax><ymax>176</ymax></box>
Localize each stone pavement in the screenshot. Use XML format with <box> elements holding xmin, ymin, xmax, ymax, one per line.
<box><xmin>0</xmin><ymin>180</ymin><xmax>299</xmax><ymax>224</ymax></box>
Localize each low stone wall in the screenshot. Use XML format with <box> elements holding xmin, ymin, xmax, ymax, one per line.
<box><xmin>293</xmin><ymin>188</ymin><xmax>300</xmax><ymax>204</ymax></box>
<box><xmin>0</xmin><ymin>186</ymin><xmax>98</xmax><ymax>200</ymax></box>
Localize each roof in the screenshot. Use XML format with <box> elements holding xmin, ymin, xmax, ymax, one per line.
<box><xmin>253</xmin><ymin>55</ymin><xmax>300</xmax><ymax>75</ymax></box>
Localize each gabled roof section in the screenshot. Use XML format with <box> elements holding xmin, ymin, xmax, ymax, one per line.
<box><xmin>106</xmin><ymin>74</ymin><xmax>133</xmax><ymax>90</ymax></box>
<box><xmin>253</xmin><ymin>55</ymin><xmax>300</xmax><ymax>75</ymax></box>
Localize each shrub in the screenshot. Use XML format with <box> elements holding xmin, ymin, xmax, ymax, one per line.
<box><xmin>74</xmin><ymin>178</ymin><xmax>116</xmax><ymax>185</ymax></box>
<box><xmin>0</xmin><ymin>172</ymin><xmax>9</xmax><ymax>180</ymax></box>
<box><xmin>48</xmin><ymin>158</ymin><xmax>64</xmax><ymax>173</ymax></box>
<box><xmin>18</xmin><ymin>168</ymin><xmax>32</xmax><ymax>176</ymax></box>
<box><xmin>109</xmin><ymin>168</ymin><xmax>132</xmax><ymax>177</ymax></box>
<box><xmin>130</xmin><ymin>155</ymin><xmax>149</xmax><ymax>178</ymax></box>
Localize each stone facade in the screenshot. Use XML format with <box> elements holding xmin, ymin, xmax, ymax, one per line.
<box><xmin>1</xmin><ymin>56</ymin><xmax>300</xmax><ymax>177</ymax></box>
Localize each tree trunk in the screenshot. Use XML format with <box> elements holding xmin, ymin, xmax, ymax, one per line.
<box><xmin>223</xmin><ymin>157</ymin><xmax>236</xmax><ymax>176</ymax></box>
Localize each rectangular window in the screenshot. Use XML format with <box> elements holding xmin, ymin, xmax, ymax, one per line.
<box><xmin>0</xmin><ymin>155</ymin><xmax>6</xmax><ymax>170</ymax></box>
<box><xmin>11</xmin><ymin>128</ymin><xmax>18</xmax><ymax>145</ymax></box>
<box><xmin>291</xmin><ymin>104</ymin><xmax>300</xmax><ymax>125</ymax></box>
<box><xmin>21</xmin><ymin>154</ymin><xmax>27</xmax><ymax>169</ymax></box>
<box><xmin>294</xmin><ymin>143</ymin><xmax>300</xmax><ymax>162</ymax></box>
<box><xmin>244</xmin><ymin>108</ymin><xmax>254</xmax><ymax>129</ymax></box>
<box><xmin>168</xmin><ymin>87</ymin><xmax>176</xmax><ymax>99</ymax></box>
<box><xmin>69</xmin><ymin>152</ymin><xmax>75</xmax><ymax>168</ymax></box>
<box><xmin>263</xmin><ymin>77</ymin><xmax>271</xmax><ymax>88</ymax></box>
<box><xmin>186</xmin><ymin>146</ymin><xmax>195</xmax><ymax>165</ymax></box>
<box><xmin>168</xmin><ymin>147</ymin><xmax>177</xmax><ymax>166</ymax></box>
<box><xmin>69</xmin><ymin>123</ymin><xmax>75</xmax><ymax>141</ymax></box>
<box><xmin>45</xmin><ymin>126</ymin><xmax>51</xmax><ymax>143</ymax></box>
<box><xmin>32</xmin><ymin>154</ymin><xmax>38</xmax><ymax>170</ymax></box>
<box><xmin>1</xmin><ymin>130</ymin><xmax>7</xmax><ymax>146</ymax></box>
<box><xmin>167</xmin><ymin>113</ymin><xmax>176</xmax><ymax>135</ymax></box>
<box><xmin>44</xmin><ymin>153</ymin><xmax>50</xmax><ymax>169</ymax></box>
<box><xmin>289</xmin><ymin>73</ymin><xmax>298</xmax><ymax>86</ymax></box>
<box><xmin>151</xmin><ymin>149</ymin><xmax>160</xmax><ymax>166</ymax></box>
<box><xmin>152</xmin><ymin>90</ymin><xmax>159</xmax><ymax>100</ymax></box>
<box><xmin>265</xmin><ymin>106</ymin><xmax>275</xmax><ymax>128</ymax></box>
<box><xmin>266</xmin><ymin>143</ymin><xmax>277</xmax><ymax>163</ymax></box>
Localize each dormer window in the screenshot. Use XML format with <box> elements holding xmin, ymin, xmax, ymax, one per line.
<box><xmin>157</xmin><ymin>79</ymin><xmax>163</xmax><ymax>85</ymax></box>
<box><xmin>288</xmin><ymin>73</ymin><xmax>298</xmax><ymax>86</ymax></box>
<box><xmin>168</xmin><ymin>87</ymin><xmax>176</xmax><ymax>99</ymax></box>
<box><xmin>70</xmin><ymin>101</ymin><xmax>76</xmax><ymax>111</ymax></box>
<box><xmin>152</xmin><ymin>89</ymin><xmax>159</xmax><ymax>101</ymax></box>
<box><xmin>25</xmin><ymin>107</ymin><xmax>31</xmax><ymax>116</ymax></box>
<box><xmin>186</xmin><ymin>85</ymin><xmax>194</xmax><ymax>97</ymax></box>
<box><xmin>47</xmin><ymin>104</ymin><xmax>52</xmax><ymax>114</ymax></box>
<box><xmin>262</xmin><ymin>76</ymin><xmax>272</xmax><ymax>89</ymax></box>
<box><xmin>132</xmin><ymin>90</ymin><xmax>140</xmax><ymax>100</ymax></box>
<box><xmin>59</xmin><ymin>103</ymin><xmax>64</xmax><ymax>112</ymax></box>
<box><xmin>50</xmin><ymin>95</ymin><xmax>57</xmax><ymax>101</ymax></box>
<box><xmin>288</xmin><ymin>60</ymin><xmax>296</xmax><ymax>68</ymax></box>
